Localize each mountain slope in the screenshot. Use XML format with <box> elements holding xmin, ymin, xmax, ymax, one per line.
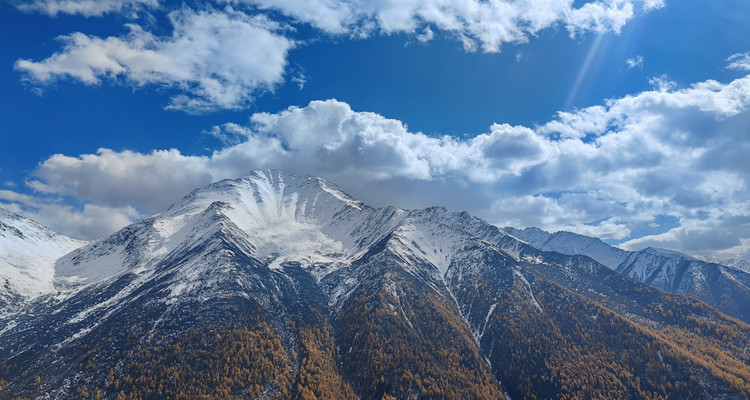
<box><xmin>1</xmin><ymin>171</ymin><xmax>749</xmax><ymax>399</ymax></box>
<box><xmin>701</xmin><ymin>256</ymin><xmax>750</xmax><ymax>274</ymax></box>
<box><xmin>0</xmin><ymin>208</ymin><xmax>84</xmax><ymax>308</ymax></box>
<box><xmin>504</xmin><ymin>226</ymin><xmax>750</xmax><ymax>324</ymax></box>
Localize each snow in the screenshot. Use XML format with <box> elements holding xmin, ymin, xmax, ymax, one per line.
<box><xmin>391</xmin><ymin>220</ymin><xmax>462</xmax><ymax>276</ymax></box>
<box><xmin>504</xmin><ymin>226</ymin><xmax>629</xmax><ymax>269</ymax></box>
<box><xmin>317</xmin><ymin>178</ymin><xmax>363</xmax><ymax>211</ymax></box>
<box><xmin>617</xmin><ymin>247</ymin><xmax>701</xmax><ymax>289</ymax></box>
<box><xmin>503</xmin><ymin>226</ymin><xmax>750</xmax><ymax>311</ymax></box>
<box><xmin>0</xmin><ymin>319</ymin><xmax>18</xmax><ymax>336</ymax></box>
<box><xmin>385</xmin><ymin>208</ymin><xmax>503</xmax><ymax>280</ymax></box>
<box><xmin>514</xmin><ymin>270</ymin><xmax>542</xmax><ymax>313</ymax></box>
<box><xmin>328</xmin><ymin>275</ymin><xmax>359</xmax><ymax>311</ymax></box>
<box><xmin>0</xmin><ymin>208</ymin><xmax>85</xmax><ymax>299</ymax></box>
<box><xmin>56</xmin><ymin>247</ymin><xmax>129</xmax><ymax>285</ymax></box>
<box><xmin>496</xmin><ymin>238</ymin><xmax>524</xmax><ymax>261</ymax></box>
<box><xmin>482</xmin><ymin>303</ymin><xmax>497</xmax><ymax>335</ymax></box>
<box><xmin>700</xmin><ymin>256</ymin><xmax>750</xmax><ymax>274</ymax></box>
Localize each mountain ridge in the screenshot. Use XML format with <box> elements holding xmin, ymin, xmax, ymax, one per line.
<box><xmin>504</xmin><ymin>226</ymin><xmax>750</xmax><ymax>324</ymax></box>
<box><xmin>1</xmin><ymin>171</ymin><xmax>749</xmax><ymax>399</ymax></box>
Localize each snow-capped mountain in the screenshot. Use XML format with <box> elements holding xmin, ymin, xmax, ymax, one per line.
<box><xmin>504</xmin><ymin>226</ymin><xmax>750</xmax><ymax>323</ymax></box>
<box><xmin>501</xmin><ymin>227</ymin><xmax>630</xmax><ymax>269</ymax></box>
<box><xmin>0</xmin><ymin>208</ymin><xmax>84</xmax><ymax>307</ymax></box>
<box><xmin>700</xmin><ymin>256</ymin><xmax>750</xmax><ymax>274</ymax></box>
<box><xmin>54</xmin><ymin>172</ymin><xmax>386</xmax><ymax>284</ymax></box>
<box><xmin>1</xmin><ymin>171</ymin><xmax>749</xmax><ymax>399</ymax></box>
<box><xmin>49</xmin><ymin>172</ymin><xmax>413</xmax><ymax>310</ymax></box>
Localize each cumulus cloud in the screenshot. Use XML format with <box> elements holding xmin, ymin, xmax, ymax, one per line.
<box><xmin>28</xmin><ymin>149</ymin><xmax>218</xmax><ymax>212</ymax></box>
<box><xmin>235</xmin><ymin>0</ymin><xmax>661</xmax><ymax>52</ymax></box>
<box><xmin>16</xmin><ymin>62</ymin><xmax>750</xmax><ymax>258</ymax></box>
<box><xmin>17</xmin><ymin>0</ymin><xmax>158</xmax><ymax>16</ymax></box>
<box><xmin>0</xmin><ymin>190</ymin><xmax>140</xmax><ymax>240</ymax></box>
<box><xmin>14</xmin><ymin>8</ymin><xmax>295</xmax><ymax>112</ymax></box>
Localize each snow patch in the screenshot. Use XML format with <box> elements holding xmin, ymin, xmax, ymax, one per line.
<box><xmin>514</xmin><ymin>270</ymin><xmax>542</xmax><ymax>313</ymax></box>
<box><xmin>480</xmin><ymin>302</ymin><xmax>497</xmax><ymax>339</ymax></box>
<box><xmin>0</xmin><ymin>208</ymin><xmax>85</xmax><ymax>299</ymax></box>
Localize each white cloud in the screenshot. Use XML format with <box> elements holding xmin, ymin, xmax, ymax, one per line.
<box><xmin>231</xmin><ymin>0</ymin><xmax>360</xmax><ymax>34</ymax></box>
<box><xmin>564</xmin><ymin>1</ymin><xmax>634</xmax><ymax>37</ymax></box>
<box><xmin>232</xmin><ymin>0</ymin><xmax>662</xmax><ymax>52</ymax></box>
<box><xmin>642</xmin><ymin>0</ymin><xmax>665</xmax><ymax>11</ymax></box>
<box><xmin>17</xmin><ymin>0</ymin><xmax>158</xmax><ymax>16</ymax></box>
<box><xmin>620</xmin><ymin>220</ymin><xmax>747</xmax><ymax>257</ymax></box>
<box><xmin>539</xmin><ymin>105</ymin><xmax>610</xmax><ymax>139</ymax></box>
<box><xmin>18</xmin><ymin>67</ymin><xmax>750</xmax><ymax>258</ymax></box>
<box><xmin>626</xmin><ymin>54</ymin><xmax>643</xmax><ymax>69</ymax></box>
<box><xmin>0</xmin><ymin>190</ymin><xmax>44</xmax><ymax>208</ymax></box>
<box><xmin>291</xmin><ymin>73</ymin><xmax>307</xmax><ymax>90</ymax></box>
<box><xmin>727</xmin><ymin>52</ymin><xmax>750</xmax><ymax>72</ymax></box>
<box><xmin>15</xmin><ymin>0</ymin><xmax>660</xmax><ymax>114</ymax></box>
<box><xmin>14</xmin><ymin>8</ymin><xmax>295</xmax><ymax>112</ymax></box>
<box><xmin>416</xmin><ymin>27</ymin><xmax>434</xmax><ymax>43</ymax></box>
<box><xmin>29</xmin><ymin>148</ymin><xmax>218</xmax><ymax>213</ymax></box>
<box><xmin>35</xmin><ymin>203</ymin><xmax>140</xmax><ymax>240</ymax></box>
<box><xmin>0</xmin><ymin>190</ymin><xmax>140</xmax><ymax>240</ymax></box>
<box><xmin>648</xmin><ymin>74</ymin><xmax>677</xmax><ymax>91</ymax></box>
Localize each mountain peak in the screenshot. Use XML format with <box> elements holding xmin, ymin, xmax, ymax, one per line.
<box><xmin>52</xmin><ymin>171</ymin><xmax>391</xmax><ymax>289</ymax></box>
<box><xmin>505</xmin><ymin>225</ymin><xmax>750</xmax><ymax>323</ymax></box>
<box><xmin>166</xmin><ymin>170</ymin><xmax>365</xmax><ymax>222</ymax></box>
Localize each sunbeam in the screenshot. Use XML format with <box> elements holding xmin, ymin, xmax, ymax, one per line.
<box><xmin>565</xmin><ymin>33</ymin><xmax>606</xmax><ymax>109</ymax></box>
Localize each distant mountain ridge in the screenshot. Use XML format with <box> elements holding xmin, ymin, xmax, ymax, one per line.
<box><xmin>503</xmin><ymin>226</ymin><xmax>750</xmax><ymax>323</ymax></box>
<box><xmin>699</xmin><ymin>256</ymin><xmax>750</xmax><ymax>274</ymax></box>
<box><xmin>1</xmin><ymin>171</ymin><xmax>749</xmax><ymax>399</ymax></box>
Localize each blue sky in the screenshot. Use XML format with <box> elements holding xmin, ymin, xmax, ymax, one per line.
<box><xmin>1</xmin><ymin>0</ymin><xmax>750</xmax><ymax>260</ymax></box>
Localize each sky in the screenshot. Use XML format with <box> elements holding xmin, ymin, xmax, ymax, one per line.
<box><xmin>1</xmin><ymin>0</ymin><xmax>750</xmax><ymax>260</ymax></box>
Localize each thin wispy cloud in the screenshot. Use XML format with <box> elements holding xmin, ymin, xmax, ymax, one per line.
<box><xmin>726</xmin><ymin>52</ymin><xmax>750</xmax><ymax>72</ymax></box>
<box><xmin>17</xmin><ymin>0</ymin><xmax>158</xmax><ymax>16</ymax></box>
<box><xmin>626</xmin><ymin>55</ymin><xmax>644</xmax><ymax>69</ymax></box>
